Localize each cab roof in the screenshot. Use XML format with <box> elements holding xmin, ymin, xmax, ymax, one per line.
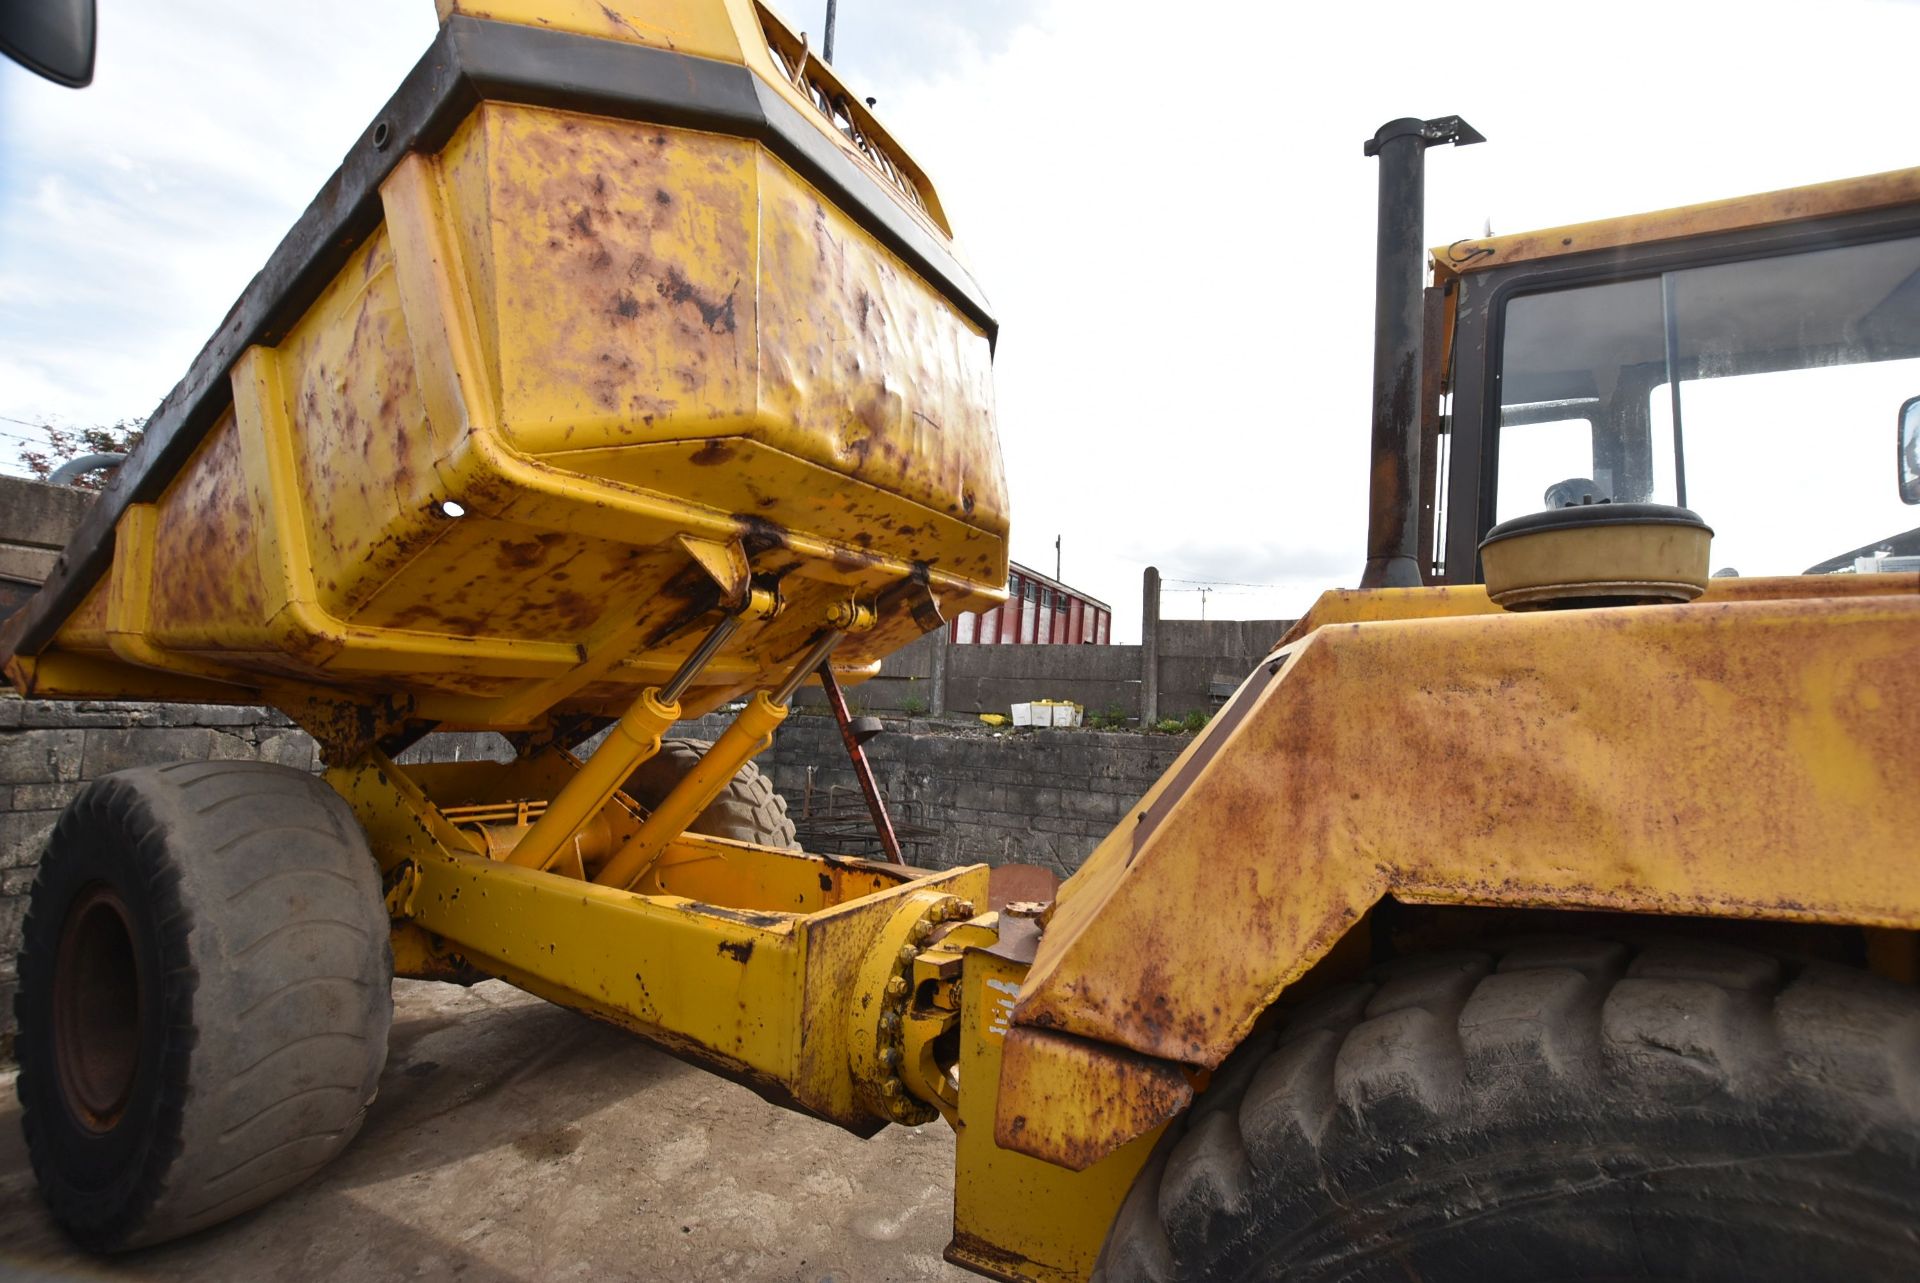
<box><xmin>1430</xmin><ymin>165</ymin><xmax>1920</xmax><ymax>282</ymax></box>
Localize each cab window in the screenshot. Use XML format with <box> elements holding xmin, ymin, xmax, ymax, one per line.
<box><xmin>1495</xmin><ymin>234</ymin><xmax>1920</xmax><ymax>574</ymax></box>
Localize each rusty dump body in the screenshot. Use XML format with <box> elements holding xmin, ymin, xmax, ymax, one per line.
<box><xmin>0</xmin><ymin>0</ymin><xmax>1008</xmax><ymax>741</ymax></box>
<box><xmin>8</xmin><ymin>24</ymin><xmax>1920</xmax><ymax>1282</ymax></box>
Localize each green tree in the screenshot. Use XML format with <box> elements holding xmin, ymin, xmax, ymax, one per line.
<box><xmin>19</xmin><ymin>417</ymin><xmax>145</xmax><ymax>491</ymax></box>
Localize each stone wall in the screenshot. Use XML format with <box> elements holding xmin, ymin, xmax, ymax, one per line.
<box><xmin>760</xmin><ymin>713</ymin><xmax>1183</xmax><ymax>877</ymax></box>
<box><xmin>0</xmin><ymin>696</ymin><xmax>520</xmax><ymax>1060</ymax></box>
<box><xmin>0</xmin><ymin>701</ymin><xmax>299</xmax><ymax>1059</ymax></box>
<box><xmin>0</xmin><ymin>696</ymin><xmax>1184</xmax><ymax>1060</ymax></box>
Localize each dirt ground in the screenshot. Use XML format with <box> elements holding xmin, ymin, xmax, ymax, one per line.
<box><xmin>0</xmin><ymin>980</ymin><xmax>975</xmax><ymax>1283</ymax></box>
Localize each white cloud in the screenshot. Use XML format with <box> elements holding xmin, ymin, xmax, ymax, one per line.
<box><xmin>4</xmin><ymin>0</ymin><xmax>1917</xmax><ymax>638</ymax></box>
<box><xmin>0</xmin><ymin>0</ymin><xmax>436</xmax><ymax>452</ymax></box>
<box><xmin>866</xmin><ymin>0</ymin><xmax>1920</xmax><ymax>636</ymax></box>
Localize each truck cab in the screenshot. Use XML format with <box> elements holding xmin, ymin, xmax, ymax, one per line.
<box><xmin>1426</xmin><ymin>170</ymin><xmax>1920</xmax><ymax>582</ymax></box>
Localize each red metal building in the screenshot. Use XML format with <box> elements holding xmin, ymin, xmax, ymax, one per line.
<box><xmin>950</xmin><ymin>561</ymin><xmax>1112</xmax><ymax>645</ymax></box>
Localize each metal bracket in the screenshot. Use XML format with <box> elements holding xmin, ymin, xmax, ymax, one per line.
<box><xmin>1363</xmin><ymin>114</ymin><xmax>1485</xmax><ymax>157</ymax></box>
<box><xmin>383</xmin><ymin>861</ymin><xmax>421</xmax><ymax>918</ymax></box>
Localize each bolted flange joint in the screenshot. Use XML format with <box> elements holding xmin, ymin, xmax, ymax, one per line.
<box><xmin>845</xmin><ymin>890</ymin><xmax>962</xmax><ymax>1127</ymax></box>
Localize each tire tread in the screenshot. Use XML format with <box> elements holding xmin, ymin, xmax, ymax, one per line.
<box><xmin>1097</xmin><ymin>936</ymin><xmax>1920</xmax><ymax>1281</ymax></box>
<box><xmin>15</xmin><ymin>760</ymin><xmax>391</xmax><ymax>1251</ymax></box>
<box><xmin>623</xmin><ymin>738</ymin><xmax>798</xmax><ymax>849</ymax></box>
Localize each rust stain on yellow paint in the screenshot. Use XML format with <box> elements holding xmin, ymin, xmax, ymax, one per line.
<box><xmin>1434</xmin><ymin>165</ymin><xmax>1920</xmax><ymax>278</ymax></box>
<box><xmin>1003</xmin><ymin>583</ymin><xmax>1920</xmax><ymax>1169</ymax></box>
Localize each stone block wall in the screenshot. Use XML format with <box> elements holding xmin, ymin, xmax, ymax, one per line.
<box><xmin>0</xmin><ymin>693</ymin><xmax>1187</xmax><ymax>1059</ymax></box>
<box><xmin>761</xmin><ymin>713</ymin><xmax>1184</xmax><ymax>877</ymax></box>
<box><xmin>0</xmin><ymin>700</ymin><xmax>313</xmax><ymax>1058</ymax></box>
<box><xmin>0</xmin><ymin>696</ymin><xmax>520</xmax><ymax>1060</ymax></box>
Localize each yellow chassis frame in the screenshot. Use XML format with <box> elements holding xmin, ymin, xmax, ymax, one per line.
<box><xmin>318</xmin><ymin>711</ymin><xmax>1147</xmax><ymax>1283</ymax></box>
<box><xmin>330</xmin><ymin>746</ymin><xmax>989</xmax><ymax>1131</ymax></box>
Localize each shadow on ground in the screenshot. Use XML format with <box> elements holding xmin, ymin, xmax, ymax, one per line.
<box><xmin>0</xmin><ymin>980</ymin><xmax>971</xmax><ymax>1283</ymax></box>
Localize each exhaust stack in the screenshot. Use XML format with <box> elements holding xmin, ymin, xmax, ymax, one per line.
<box><xmin>1360</xmin><ymin>115</ymin><xmax>1483</xmax><ymax>589</ymax></box>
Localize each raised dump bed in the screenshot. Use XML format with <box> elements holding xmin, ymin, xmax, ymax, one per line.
<box><xmin>0</xmin><ymin>0</ymin><xmax>1007</xmax><ymax>750</ymax></box>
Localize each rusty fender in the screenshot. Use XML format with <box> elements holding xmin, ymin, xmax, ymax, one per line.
<box><xmin>994</xmin><ymin>577</ymin><xmax>1920</xmax><ymax>1169</ymax></box>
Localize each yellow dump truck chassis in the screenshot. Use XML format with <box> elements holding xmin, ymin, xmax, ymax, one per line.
<box><xmin>6</xmin><ymin>5</ymin><xmax>1920</xmax><ymax>1280</ymax></box>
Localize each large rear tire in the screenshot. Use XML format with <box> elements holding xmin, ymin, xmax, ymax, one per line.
<box><xmin>623</xmin><ymin>737</ymin><xmax>798</xmax><ymax>849</ymax></box>
<box><xmin>14</xmin><ymin>761</ymin><xmax>392</xmax><ymax>1251</ymax></box>
<box><xmin>1096</xmin><ymin>936</ymin><xmax>1920</xmax><ymax>1281</ymax></box>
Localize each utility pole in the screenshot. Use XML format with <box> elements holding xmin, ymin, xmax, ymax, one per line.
<box><xmin>1054</xmin><ymin>534</ymin><xmax>1061</xmax><ymax>582</ymax></box>
<box><xmin>822</xmin><ymin>0</ymin><xmax>837</xmax><ymax>62</ymax></box>
<box><xmin>1199</xmin><ymin>586</ymin><xmax>1210</xmax><ymax>620</ymax></box>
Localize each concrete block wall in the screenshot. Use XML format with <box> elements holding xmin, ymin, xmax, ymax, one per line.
<box><xmin>0</xmin><ymin>476</ymin><xmax>93</xmax><ymax>619</ymax></box>
<box><xmin>787</xmin><ymin>628</ymin><xmax>948</xmax><ymax>714</ymax></box>
<box><xmin>832</xmin><ymin>613</ymin><xmax>1293</xmax><ymax>725</ymax></box>
<box><xmin>1154</xmin><ymin>618</ymin><xmax>1291</xmax><ymax>720</ymax></box>
<box><xmin>943</xmin><ymin>641</ymin><xmax>1145</xmax><ymax>718</ymax></box>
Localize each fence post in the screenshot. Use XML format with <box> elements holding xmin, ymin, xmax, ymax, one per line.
<box><xmin>1140</xmin><ymin>566</ymin><xmax>1160</xmax><ymax>727</ymax></box>
<box><xmin>928</xmin><ymin>627</ymin><xmax>949</xmax><ymax>718</ymax></box>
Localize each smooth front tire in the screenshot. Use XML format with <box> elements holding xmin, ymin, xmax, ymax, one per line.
<box><xmin>1097</xmin><ymin>935</ymin><xmax>1920</xmax><ymax>1282</ymax></box>
<box><xmin>15</xmin><ymin>761</ymin><xmax>392</xmax><ymax>1251</ymax></box>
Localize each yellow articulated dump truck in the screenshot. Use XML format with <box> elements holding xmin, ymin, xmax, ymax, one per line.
<box><xmin>5</xmin><ymin>3</ymin><xmax>1918</xmax><ymax>1278</ymax></box>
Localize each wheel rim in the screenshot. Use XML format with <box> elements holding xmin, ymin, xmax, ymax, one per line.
<box><xmin>51</xmin><ymin>883</ymin><xmax>146</xmax><ymax>1132</ymax></box>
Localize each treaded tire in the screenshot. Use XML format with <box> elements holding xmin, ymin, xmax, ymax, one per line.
<box><xmin>623</xmin><ymin>737</ymin><xmax>798</xmax><ymax>849</ymax></box>
<box><xmin>1096</xmin><ymin>936</ymin><xmax>1920</xmax><ymax>1282</ymax></box>
<box><xmin>14</xmin><ymin>761</ymin><xmax>392</xmax><ymax>1251</ymax></box>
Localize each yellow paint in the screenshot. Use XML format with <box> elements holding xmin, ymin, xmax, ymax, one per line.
<box><xmin>1005</xmin><ymin>581</ymin><xmax>1920</xmax><ymax>1171</ymax></box>
<box><xmin>597</xmin><ymin>689</ymin><xmax>788</xmax><ymax>887</ymax></box>
<box><xmin>19</xmin><ymin>3</ymin><xmax>1006</xmax><ymax>736</ymax></box>
<box><xmin>103</xmin><ymin>504</ymin><xmax>257</xmax><ymax>689</ymax></box>
<box><xmin>1433</xmin><ymin>165</ymin><xmax>1920</xmax><ymax>279</ymax></box>
<box><xmin>329</xmin><ymin>747</ymin><xmax>990</xmax><ymax>1130</ymax></box>
<box><xmin>505</xmin><ymin>685</ymin><xmax>678</xmax><ymax>869</ymax></box>
<box><xmin>947</xmin><ymin>948</ymin><xmax>1163</xmax><ymax>1283</ymax></box>
<box><xmin>842</xmin><ymin>891</ymin><xmax>967</xmax><ymax>1128</ymax></box>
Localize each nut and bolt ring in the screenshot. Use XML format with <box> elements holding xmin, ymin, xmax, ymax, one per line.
<box><xmin>870</xmin><ymin>896</ymin><xmax>957</xmax><ymax>1125</ymax></box>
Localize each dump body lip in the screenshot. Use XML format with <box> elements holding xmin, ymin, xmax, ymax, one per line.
<box><xmin>0</xmin><ymin>15</ymin><xmax>997</xmax><ymax>668</ymax></box>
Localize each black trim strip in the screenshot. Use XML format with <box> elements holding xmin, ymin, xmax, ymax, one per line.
<box><xmin>1130</xmin><ymin>651</ymin><xmax>1288</xmax><ymax>859</ymax></box>
<box><xmin>4</xmin><ymin>17</ymin><xmax>996</xmax><ymax>660</ymax></box>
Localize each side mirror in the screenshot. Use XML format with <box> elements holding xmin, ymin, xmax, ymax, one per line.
<box><xmin>1902</xmin><ymin>395</ymin><xmax>1920</xmax><ymax>506</ymax></box>
<box><xmin>0</xmin><ymin>0</ymin><xmax>95</xmax><ymax>88</ymax></box>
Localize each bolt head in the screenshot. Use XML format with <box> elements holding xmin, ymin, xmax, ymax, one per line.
<box><xmin>910</xmin><ymin>920</ymin><xmax>932</xmax><ymax>943</ymax></box>
<box><xmin>881</xmin><ymin>1077</ymin><xmax>903</xmax><ymax>1098</ymax></box>
<box><xmin>886</xmin><ymin>975</ymin><xmax>908</xmax><ymax>998</ymax></box>
<box><xmin>897</xmin><ymin>944</ymin><xmax>917</xmax><ymax>965</ymax></box>
<box><xmin>955</xmin><ymin>900</ymin><xmax>975</xmax><ymax>918</ymax></box>
<box><xmin>878</xmin><ymin>1046</ymin><xmax>900</xmax><ymax>1068</ymax></box>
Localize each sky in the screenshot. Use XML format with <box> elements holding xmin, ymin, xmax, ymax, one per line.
<box><xmin>4</xmin><ymin>0</ymin><xmax>1920</xmax><ymax>639</ymax></box>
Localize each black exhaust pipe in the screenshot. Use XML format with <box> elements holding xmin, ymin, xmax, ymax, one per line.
<box><xmin>1360</xmin><ymin>115</ymin><xmax>1483</xmax><ymax>589</ymax></box>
